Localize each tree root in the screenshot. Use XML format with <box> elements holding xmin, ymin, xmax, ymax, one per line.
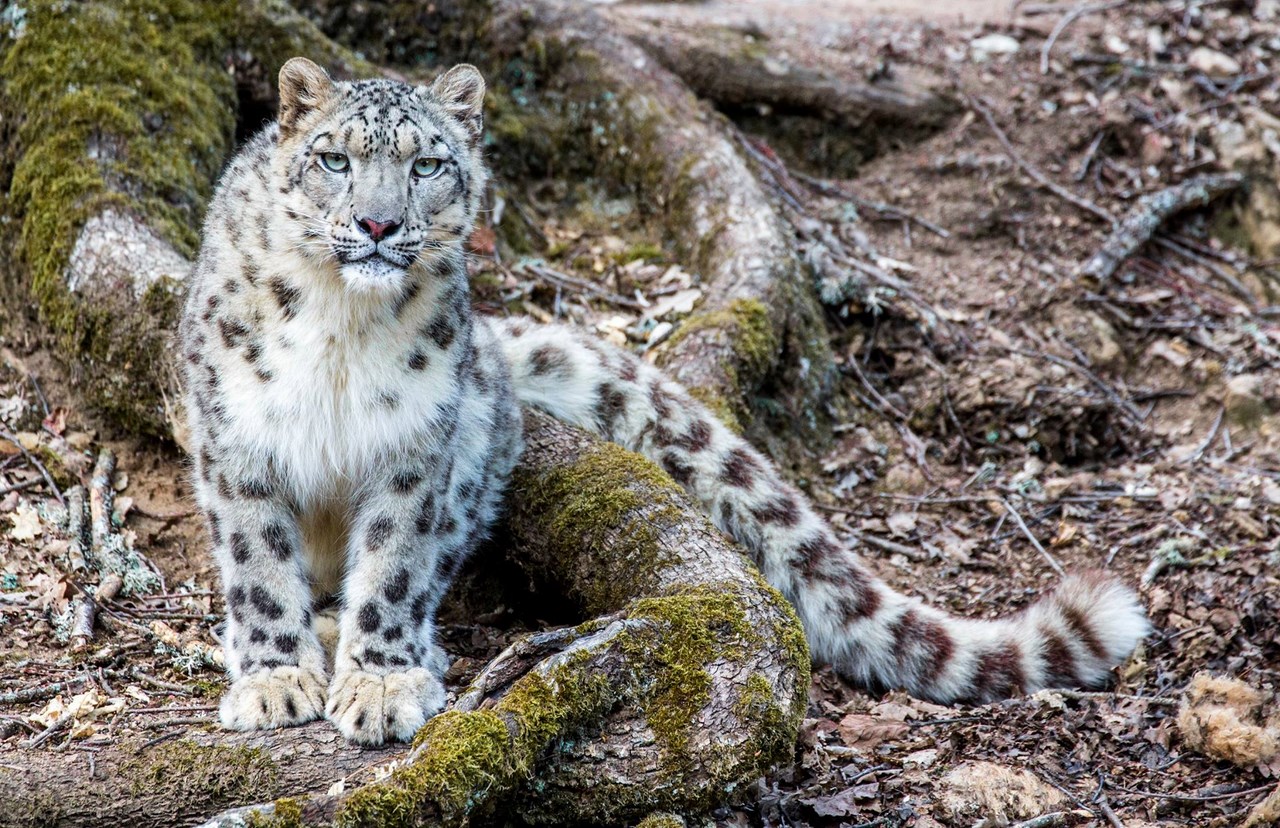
<box><xmin>485</xmin><ymin>0</ymin><xmax>837</xmax><ymax>436</ymax></box>
<box><xmin>2</xmin><ymin>412</ymin><xmax>806</xmax><ymax>828</ymax></box>
<box><xmin>1078</xmin><ymin>172</ymin><xmax>1247</xmax><ymax>283</ymax></box>
<box><xmin>614</xmin><ymin>15</ymin><xmax>956</xmax><ymax>132</ymax></box>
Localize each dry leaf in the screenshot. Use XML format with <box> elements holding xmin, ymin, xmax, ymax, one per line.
<box><xmin>836</xmin><ymin>713</ymin><xmax>910</xmax><ymax>749</ymax></box>
<box><xmin>8</xmin><ymin>503</ymin><xmax>43</xmax><ymax>541</ymax></box>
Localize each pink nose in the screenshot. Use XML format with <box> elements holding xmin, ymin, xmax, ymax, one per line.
<box><xmin>358</xmin><ymin>217</ymin><xmax>399</xmax><ymax>241</ymax></box>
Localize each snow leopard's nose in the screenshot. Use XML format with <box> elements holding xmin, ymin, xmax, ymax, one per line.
<box><xmin>357</xmin><ymin>217</ymin><xmax>400</xmax><ymax>242</ymax></box>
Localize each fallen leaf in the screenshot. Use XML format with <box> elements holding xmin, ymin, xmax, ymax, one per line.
<box><xmin>8</xmin><ymin>503</ymin><xmax>43</xmax><ymax>541</ymax></box>
<box><xmin>836</xmin><ymin>713</ymin><xmax>909</xmax><ymax>749</ymax></box>
<box><xmin>805</xmin><ymin>783</ymin><xmax>880</xmax><ymax>817</ymax></box>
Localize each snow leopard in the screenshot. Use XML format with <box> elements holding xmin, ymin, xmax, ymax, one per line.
<box><xmin>179</xmin><ymin>57</ymin><xmax>1149</xmax><ymax>746</ymax></box>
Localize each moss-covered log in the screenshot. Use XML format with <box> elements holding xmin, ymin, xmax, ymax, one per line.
<box><xmin>0</xmin><ymin>412</ymin><xmax>805</xmax><ymax>828</ymax></box>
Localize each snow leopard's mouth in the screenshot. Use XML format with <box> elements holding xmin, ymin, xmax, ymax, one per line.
<box><xmin>339</xmin><ymin>249</ymin><xmax>410</xmax><ymax>270</ymax></box>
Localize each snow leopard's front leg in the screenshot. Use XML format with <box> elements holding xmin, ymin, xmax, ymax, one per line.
<box><xmin>325</xmin><ymin>459</ymin><xmax>465</xmax><ymax>745</ymax></box>
<box><xmin>197</xmin><ymin>448</ymin><xmax>329</xmax><ymax>731</ymax></box>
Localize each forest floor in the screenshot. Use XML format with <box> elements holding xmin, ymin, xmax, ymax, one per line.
<box><xmin>2</xmin><ymin>1</ymin><xmax>1279</xmax><ymax>826</ymax></box>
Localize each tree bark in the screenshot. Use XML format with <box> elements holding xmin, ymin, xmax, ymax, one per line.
<box><xmin>615</xmin><ymin>16</ymin><xmax>956</xmax><ymax>132</ymax></box>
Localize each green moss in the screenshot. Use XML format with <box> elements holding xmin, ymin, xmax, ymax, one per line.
<box><xmin>341</xmin><ymin>710</ymin><xmax>510</xmax><ymax>826</ymax></box>
<box><xmin>125</xmin><ymin>741</ymin><xmax>278</xmax><ymax>803</ymax></box>
<box><xmin>0</xmin><ymin>0</ymin><xmax>237</xmax><ymax>435</ymax></box>
<box><xmin>613</xmin><ymin>241</ymin><xmax>664</xmax><ymax>265</ymax></box>
<box><xmin>626</xmin><ymin>586</ymin><xmax>758</xmax><ymax>763</ymax></box>
<box><xmin>636</xmin><ymin>814</ymin><xmax>686</xmax><ymax>828</ymax></box>
<box><xmin>338</xmin><ymin>655</ymin><xmax>617</xmax><ymax>828</ymax></box>
<box><xmin>661</xmin><ymin>298</ymin><xmax>779</xmax><ymax>427</ymax></box>
<box><xmin>244</xmin><ymin>798</ymin><xmax>303</xmax><ymax>828</ymax></box>
<box><xmin>512</xmin><ymin>440</ymin><xmax>686</xmax><ymax>614</ymax></box>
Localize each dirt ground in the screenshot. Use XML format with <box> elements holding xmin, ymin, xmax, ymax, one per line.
<box><xmin>3</xmin><ymin>0</ymin><xmax>1280</xmax><ymax>826</ymax></box>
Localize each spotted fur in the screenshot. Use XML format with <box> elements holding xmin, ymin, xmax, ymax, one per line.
<box><xmin>181</xmin><ymin>60</ymin><xmax>517</xmax><ymax>745</ymax></box>
<box><xmin>497</xmin><ymin>320</ymin><xmax>1149</xmax><ymax>704</ymax></box>
<box><xmin>182</xmin><ymin>58</ymin><xmax>1147</xmax><ymax>747</ymax></box>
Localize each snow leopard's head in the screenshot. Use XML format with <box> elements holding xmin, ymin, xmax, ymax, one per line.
<box><xmin>273</xmin><ymin>57</ymin><xmax>487</xmax><ymax>293</ymax></box>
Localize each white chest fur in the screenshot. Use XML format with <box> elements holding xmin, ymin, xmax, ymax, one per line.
<box><xmin>214</xmin><ymin>267</ymin><xmax>459</xmax><ymax>507</ymax></box>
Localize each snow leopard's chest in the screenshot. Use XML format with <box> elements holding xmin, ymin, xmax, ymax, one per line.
<box><xmin>212</xmin><ymin>284</ymin><xmax>467</xmax><ymax>502</ymax></box>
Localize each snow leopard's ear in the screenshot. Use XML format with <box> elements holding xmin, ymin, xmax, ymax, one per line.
<box><xmin>278</xmin><ymin>57</ymin><xmax>335</xmax><ymax>137</ymax></box>
<box><xmin>429</xmin><ymin>64</ymin><xmax>486</xmax><ymax>144</ymax></box>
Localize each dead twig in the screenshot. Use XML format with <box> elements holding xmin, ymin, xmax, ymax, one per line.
<box><xmin>1041</xmin><ymin>1</ymin><xmax>1129</xmax><ymax>74</ymax></box>
<box><xmin>89</xmin><ymin>450</ymin><xmax>116</xmax><ymax>555</ymax></box>
<box><xmin>1154</xmin><ymin>234</ymin><xmax>1257</xmax><ymax>307</ymax></box>
<box><xmin>1001</xmin><ymin>498</ymin><xmax>1067</xmax><ymax>577</ymax></box>
<box><xmin>1012</xmin><ymin>347</ymin><xmax>1144</xmax><ymax>424</ymax></box>
<box><xmin>0</xmin><ymin>478</ymin><xmax>41</xmax><ymax>497</ymax></box>
<box><xmin>21</xmin><ymin>712</ymin><xmax>73</xmax><ymax>749</ymax></box>
<box><xmin>65</xmin><ymin>485</ymin><xmax>90</xmax><ymax>568</ymax></box>
<box><xmin>70</xmin><ymin>573</ymin><xmax>123</xmax><ymax>650</ymax></box>
<box><xmin>1078</xmin><ymin>173</ymin><xmax>1246</xmax><ymax>282</ymax></box>
<box><xmin>966</xmin><ymin>94</ymin><xmax>1116</xmax><ymax>224</ymax></box>
<box><xmin>0</xmin><ymin>426</ymin><xmax>64</xmax><ymax>506</ymax></box>
<box><xmin>1009</xmin><ymin>813</ymin><xmax>1080</xmax><ymax>828</ymax></box>
<box><xmin>1183</xmin><ymin>406</ymin><xmax>1225</xmax><ymax>464</ymax></box>
<box><xmin>519</xmin><ymin>263</ymin><xmax>645</xmax><ymax>311</ymax></box>
<box><xmin>0</xmin><ymin>678</ymin><xmax>92</xmax><ymax>707</ymax></box>
<box><xmin>790</xmin><ymin>169</ymin><xmax>952</xmax><ymax>240</ymax></box>
<box><xmin>1042</xmin><ymin>688</ymin><xmax>1178</xmax><ymax>707</ymax></box>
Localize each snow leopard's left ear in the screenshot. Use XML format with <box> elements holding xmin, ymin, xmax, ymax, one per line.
<box><xmin>429</xmin><ymin>64</ymin><xmax>486</xmax><ymax>144</ymax></box>
<box><xmin>278</xmin><ymin>57</ymin><xmax>335</xmax><ymax>138</ymax></box>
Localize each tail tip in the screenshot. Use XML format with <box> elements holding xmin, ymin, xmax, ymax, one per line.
<box><xmin>1051</xmin><ymin>570</ymin><xmax>1150</xmax><ymax>672</ymax></box>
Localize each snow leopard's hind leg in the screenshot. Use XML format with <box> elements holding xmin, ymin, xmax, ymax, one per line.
<box><xmin>493</xmin><ymin>317</ymin><xmax>1149</xmax><ymax>704</ymax></box>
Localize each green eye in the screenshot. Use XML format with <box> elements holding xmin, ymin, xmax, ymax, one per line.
<box><xmin>412</xmin><ymin>157</ymin><xmax>442</xmax><ymax>178</ymax></box>
<box><xmin>320</xmin><ymin>152</ymin><xmax>349</xmax><ymax>173</ymax></box>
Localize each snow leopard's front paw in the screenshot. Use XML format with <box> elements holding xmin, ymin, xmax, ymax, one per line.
<box><xmin>219</xmin><ymin>666</ymin><xmax>328</xmax><ymax>731</ymax></box>
<box><xmin>326</xmin><ymin>668</ymin><xmax>445</xmax><ymax>745</ymax></box>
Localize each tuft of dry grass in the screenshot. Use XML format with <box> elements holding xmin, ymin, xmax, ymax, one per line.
<box><xmin>1177</xmin><ymin>673</ymin><xmax>1279</xmax><ymax>767</ymax></box>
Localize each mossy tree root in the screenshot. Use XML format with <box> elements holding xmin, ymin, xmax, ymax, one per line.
<box><xmin>189</xmin><ymin>410</ymin><xmax>808</xmax><ymax>828</ymax></box>
<box><xmin>502</xmin><ymin>0</ymin><xmax>837</xmax><ymax>436</ymax></box>
<box><xmin>1</xmin><ymin>413</ymin><xmax>806</xmax><ymax>828</ymax></box>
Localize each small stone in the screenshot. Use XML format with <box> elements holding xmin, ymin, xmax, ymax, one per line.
<box><xmin>1140</xmin><ymin>131</ymin><xmax>1168</xmax><ymax>166</ymax></box>
<box><xmin>970</xmin><ymin>33</ymin><xmax>1020</xmax><ymax>62</ymax></box>
<box><xmin>1224</xmin><ymin>373</ymin><xmax>1269</xmax><ymax>427</ymax></box>
<box><xmin>1188</xmin><ymin>46</ymin><xmax>1241</xmax><ymax>78</ymax></box>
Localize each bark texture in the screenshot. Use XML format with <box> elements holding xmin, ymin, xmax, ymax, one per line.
<box><xmin>617</xmin><ymin>18</ymin><xmax>956</xmax><ymax>132</ymax></box>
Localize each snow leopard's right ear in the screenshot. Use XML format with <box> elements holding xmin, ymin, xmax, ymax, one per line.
<box><xmin>278</xmin><ymin>57</ymin><xmax>335</xmax><ymax>137</ymax></box>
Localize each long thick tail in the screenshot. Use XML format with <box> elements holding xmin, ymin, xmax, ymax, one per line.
<box><xmin>493</xmin><ymin>318</ymin><xmax>1149</xmax><ymax>703</ymax></box>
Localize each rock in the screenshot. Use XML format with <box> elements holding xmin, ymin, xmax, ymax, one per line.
<box><xmin>970</xmin><ymin>33</ymin><xmax>1020</xmax><ymax>62</ymax></box>
<box><xmin>1188</xmin><ymin>46</ymin><xmax>1241</xmax><ymax>78</ymax></box>
<box><xmin>1224</xmin><ymin>373</ymin><xmax>1270</xmax><ymax>427</ymax></box>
